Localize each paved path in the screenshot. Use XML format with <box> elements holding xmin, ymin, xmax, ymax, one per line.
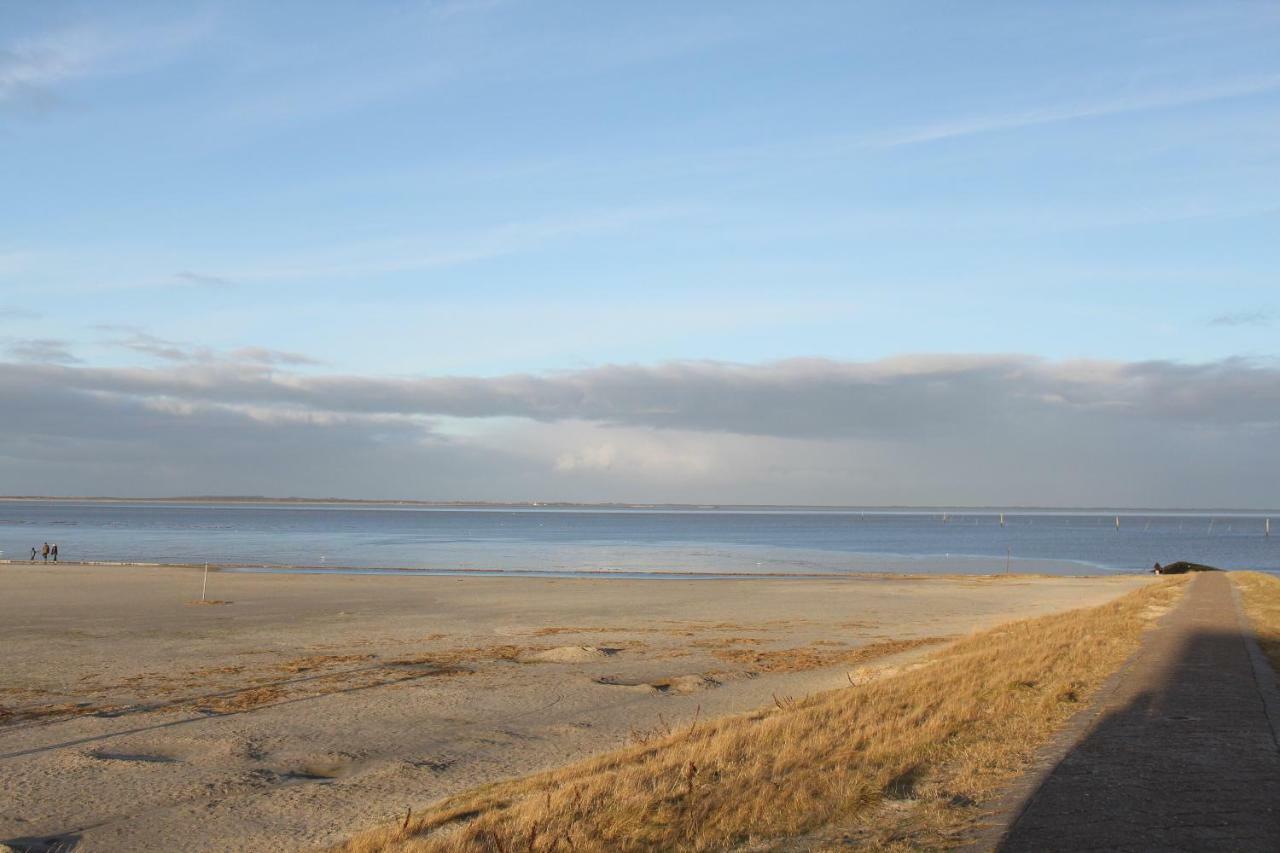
<box><xmin>992</xmin><ymin>573</ymin><xmax>1280</xmax><ymax>852</ymax></box>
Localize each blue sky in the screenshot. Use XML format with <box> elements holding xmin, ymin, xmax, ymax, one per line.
<box><xmin>2</xmin><ymin>2</ymin><xmax>1279</xmax><ymax>504</ymax></box>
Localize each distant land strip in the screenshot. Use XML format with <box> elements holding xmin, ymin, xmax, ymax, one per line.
<box><xmin>1</xmin><ymin>496</ymin><xmax>1277</xmax><ymax>514</ymax></box>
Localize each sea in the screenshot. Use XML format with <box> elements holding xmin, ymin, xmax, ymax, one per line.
<box><xmin>2</xmin><ymin>499</ymin><xmax>1278</xmax><ymax>578</ymax></box>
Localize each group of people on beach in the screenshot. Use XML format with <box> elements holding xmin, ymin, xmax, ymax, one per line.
<box><xmin>30</xmin><ymin>542</ymin><xmax>60</xmax><ymax>562</ymax></box>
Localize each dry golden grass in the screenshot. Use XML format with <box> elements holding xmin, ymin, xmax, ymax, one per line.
<box><xmin>189</xmin><ymin>664</ymin><xmax>246</xmax><ymax>677</ymax></box>
<box><xmin>713</xmin><ymin>636</ymin><xmax>950</xmax><ymax>675</ymax></box>
<box><xmin>196</xmin><ymin>685</ymin><xmax>288</xmax><ymax>714</ymax></box>
<box><xmin>278</xmin><ymin>653</ymin><xmax>376</xmax><ymax>673</ymax></box>
<box><xmin>1231</xmin><ymin>571</ymin><xmax>1280</xmax><ymax>673</ymax></box>
<box><xmin>388</xmin><ymin>644</ymin><xmax>529</xmax><ymax>668</ymax></box>
<box><xmin>532</xmin><ymin>626</ymin><xmax>623</xmax><ymax>636</ymax></box>
<box><xmin>688</xmin><ymin>637</ymin><xmax>763</xmax><ymax>652</ymax></box>
<box><xmin>0</xmin><ymin>648</ymin><xmax>476</xmax><ymax>726</ymax></box>
<box><xmin>533</xmin><ymin>625</ymin><xmax>683</xmax><ymax>637</ymax></box>
<box><xmin>339</xmin><ymin>577</ymin><xmax>1185</xmax><ymax>853</ymax></box>
<box><xmin>0</xmin><ymin>701</ymin><xmax>114</xmax><ymax>724</ymax></box>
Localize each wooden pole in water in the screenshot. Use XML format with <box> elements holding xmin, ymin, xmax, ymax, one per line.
<box><xmin>201</xmin><ymin>562</ymin><xmax>209</xmax><ymax>602</ymax></box>
<box><xmin>1005</xmin><ymin>547</ymin><xmax>1011</xmax><ymax>574</ymax></box>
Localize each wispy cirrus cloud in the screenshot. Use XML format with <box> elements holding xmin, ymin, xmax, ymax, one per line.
<box><xmin>11</xmin><ymin>206</ymin><xmax>678</xmax><ymax>297</ymax></box>
<box><xmin>0</xmin><ymin>304</ymin><xmax>41</xmax><ymax>321</ymax></box>
<box><xmin>1210</xmin><ymin>308</ymin><xmax>1273</xmax><ymax>327</ymax></box>
<box><xmin>228</xmin><ymin>347</ymin><xmax>321</xmax><ymax>367</ymax></box>
<box><xmin>174</xmin><ymin>270</ymin><xmax>234</xmax><ymax>288</ymax></box>
<box><xmin>3</xmin><ymin>337</ymin><xmax>81</xmax><ymax>364</ymax></box>
<box><xmin>0</xmin><ymin>29</ymin><xmax>103</xmax><ymax>108</ymax></box>
<box><xmin>873</xmin><ymin>74</ymin><xmax>1280</xmax><ymax>147</ymax></box>
<box><xmin>94</xmin><ymin>326</ymin><xmax>319</xmax><ymax>366</ymax></box>
<box><xmin>216</xmin><ymin>206</ymin><xmax>679</xmax><ymax>284</ymax></box>
<box><xmin>210</xmin><ymin>3</ymin><xmax>748</xmax><ymax>136</ymax></box>
<box><xmin>0</xmin><ymin>16</ymin><xmax>210</xmax><ymax>115</ymax></box>
<box><xmin>93</xmin><ymin>326</ymin><xmax>207</xmax><ymax>362</ymax></box>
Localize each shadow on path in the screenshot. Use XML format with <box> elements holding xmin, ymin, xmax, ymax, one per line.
<box><xmin>998</xmin><ymin>574</ymin><xmax>1280</xmax><ymax>852</ymax></box>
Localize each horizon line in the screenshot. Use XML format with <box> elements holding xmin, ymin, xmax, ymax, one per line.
<box><xmin>2</xmin><ymin>495</ymin><xmax>1277</xmax><ymax>514</ymax></box>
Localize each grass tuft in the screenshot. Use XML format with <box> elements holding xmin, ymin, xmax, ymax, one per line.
<box><xmin>1231</xmin><ymin>571</ymin><xmax>1280</xmax><ymax>674</ymax></box>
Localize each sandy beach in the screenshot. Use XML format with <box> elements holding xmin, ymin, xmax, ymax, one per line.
<box><xmin>0</xmin><ymin>563</ymin><xmax>1149</xmax><ymax>851</ymax></box>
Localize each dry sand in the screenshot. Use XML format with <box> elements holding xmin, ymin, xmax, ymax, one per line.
<box><xmin>0</xmin><ymin>562</ymin><xmax>1149</xmax><ymax>852</ymax></box>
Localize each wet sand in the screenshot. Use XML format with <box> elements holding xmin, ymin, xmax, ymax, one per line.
<box><xmin>0</xmin><ymin>562</ymin><xmax>1149</xmax><ymax>851</ymax></box>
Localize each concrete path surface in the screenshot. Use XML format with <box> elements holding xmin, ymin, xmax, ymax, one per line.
<box><xmin>986</xmin><ymin>572</ymin><xmax>1280</xmax><ymax>852</ymax></box>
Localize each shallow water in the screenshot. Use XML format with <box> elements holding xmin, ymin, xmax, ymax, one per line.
<box><xmin>1</xmin><ymin>500</ymin><xmax>1277</xmax><ymax>576</ymax></box>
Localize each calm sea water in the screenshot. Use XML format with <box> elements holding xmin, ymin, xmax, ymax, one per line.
<box><xmin>1</xmin><ymin>500</ymin><xmax>1277</xmax><ymax>577</ymax></box>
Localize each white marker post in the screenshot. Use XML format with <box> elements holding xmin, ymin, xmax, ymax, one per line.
<box><xmin>202</xmin><ymin>562</ymin><xmax>209</xmax><ymax>603</ymax></box>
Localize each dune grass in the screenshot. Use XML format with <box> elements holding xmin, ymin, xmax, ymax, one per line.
<box><xmin>711</xmin><ymin>635</ymin><xmax>951</xmax><ymax>674</ymax></box>
<box><xmin>341</xmin><ymin>578</ymin><xmax>1185</xmax><ymax>852</ymax></box>
<box><xmin>1231</xmin><ymin>571</ymin><xmax>1280</xmax><ymax>674</ymax></box>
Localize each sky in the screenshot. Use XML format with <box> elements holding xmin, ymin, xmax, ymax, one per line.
<box><xmin>1</xmin><ymin>1</ymin><xmax>1278</xmax><ymax>506</ymax></box>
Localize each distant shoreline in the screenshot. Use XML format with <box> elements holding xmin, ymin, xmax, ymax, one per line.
<box><xmin>0</xmin><ymin>558</ymin><xmax>1129</xmax><ymax>580</ymax></box>
<box><xmin>1</xmin><ymin>495</ymin><xmax>1276</xmax><ymax>514</ymax></box>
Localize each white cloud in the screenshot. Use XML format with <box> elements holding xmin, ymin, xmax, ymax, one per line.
<box><xmin>547</xmin><ymin>428</ymin><xmax>714</xmax><ymax>478</ymax></box>
<box><xmin>556</xmin><ymin>443</ymin><xmax>619</xmax><ymax>472</ymax></box>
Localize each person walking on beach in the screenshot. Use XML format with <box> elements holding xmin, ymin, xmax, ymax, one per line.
<box><xmin>51</xmin><ymin>544</ymin><xmax>59</xmax><ymax>562</ymax></box>
<box><xmin>30</xmin><ymin>546</ymin><xmax>37</xmax><ymax>561</ymax></box>
<box><xmin>41</xmin><ymin>542</ymin><xmax>49</xmax><ymax>561</ymax></box>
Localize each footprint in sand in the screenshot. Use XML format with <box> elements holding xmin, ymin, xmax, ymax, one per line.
<box><xmin>593</xmin><ymin>674</ymin><xmax>720</xmax><ymax>695</ymax></box>
<box><xmin>273</xmin><ymin>753</ymin><xmax>369</xmax><ymax>784</ymax></box>
<box><xmin>409</xmin><ymin>757</ymin><xmax>456</xmax><ymax>773</ymax></box>
<box><xmin>86</xmin><ymin>749</ymin><xmax>181</xmax><ymax>764</ymax></box>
